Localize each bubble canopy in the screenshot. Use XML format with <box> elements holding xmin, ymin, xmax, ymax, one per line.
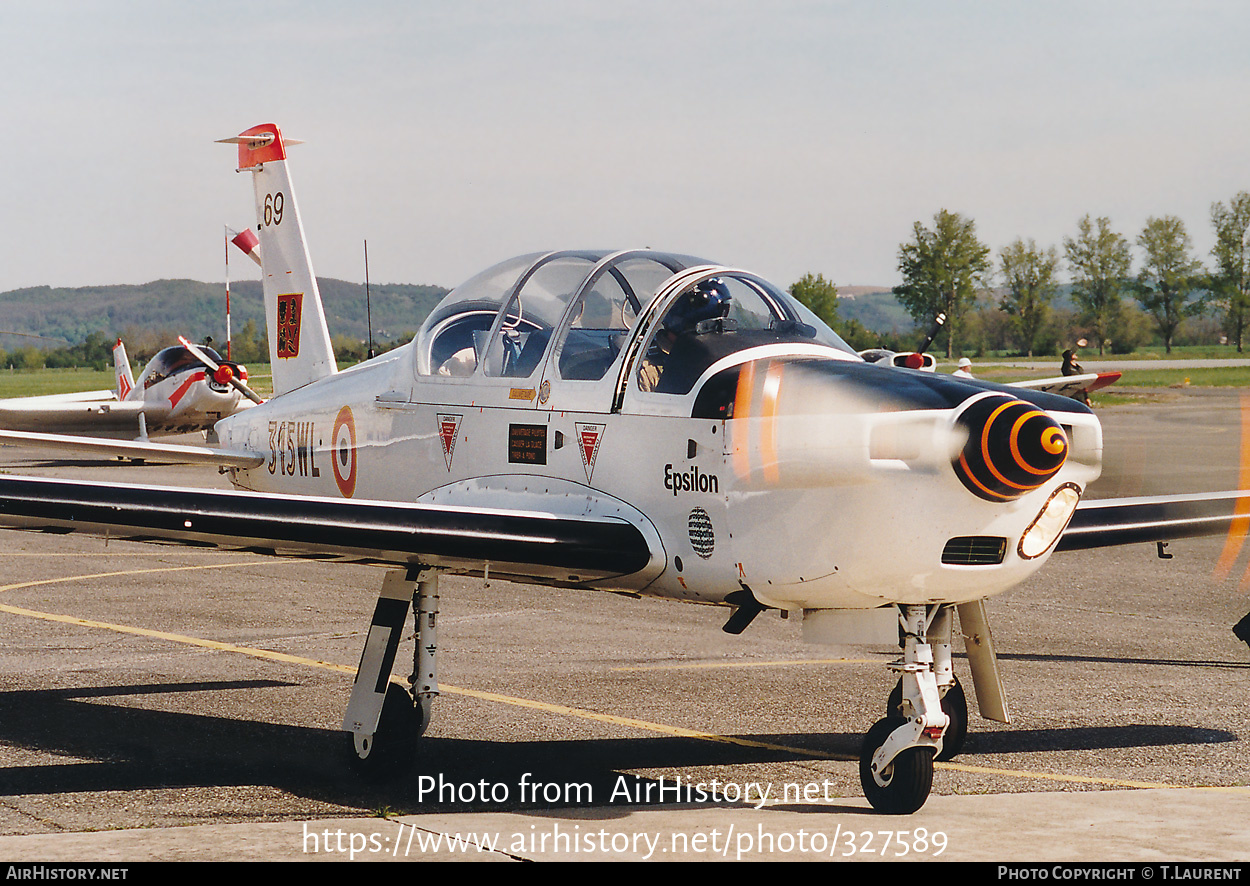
<box><xmin>413</xmin><ymin>250</ymin><xmax>855</xmax><ymax>384</ymax></box>
<box><xmin>139</xmin><ymin>345</ymin><xmax>225</xmax><ymax>390</ymax></box>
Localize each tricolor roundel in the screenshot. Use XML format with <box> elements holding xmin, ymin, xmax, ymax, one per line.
<box><xmin>332</xmin><ymin>405</ymin><xmax>357</xmax><ymax>498</ymax></box>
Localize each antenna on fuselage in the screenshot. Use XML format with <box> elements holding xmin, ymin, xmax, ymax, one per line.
<box><xmin>364</xmin><ymin>240</ymin><xmax>375</xmax><ymax>360</ymax></box>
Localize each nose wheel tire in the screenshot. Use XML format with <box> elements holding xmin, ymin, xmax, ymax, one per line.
<box><xmin>859</xmin><ymin>716</ymin><xmax>934</xmax><ymax>815</ymax></box>
<box><xmin>347</xmin><ymin>683</ymin><xmax>421</xmax><ymax>780</ymax></box>
<box><xmin>888</xmin><ymin>676</ymin><xmax>968</xmax><ymax>762</ymax></box>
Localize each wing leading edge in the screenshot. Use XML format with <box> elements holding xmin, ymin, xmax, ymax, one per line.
<box><xmin>0</xmin><ymin>475</ymin><xmax>658</xmax><ymax>585</ymax></box>
<box><xmin>0</xmin><ymin>429</ymin><xmax>263</xmax><ymax>468</ymax></box>
<box><xmin>1057</xmin><ymin>490</ymin><xmax>1250</xmax><ymax>551</ymax></box>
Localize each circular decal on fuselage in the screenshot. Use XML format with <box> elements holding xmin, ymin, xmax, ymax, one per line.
<box><xmin>688</xmin><ymin>507</ymin><xmax>715</xmax><ymax>559</ymax></box>
<box><xmin>332</xmin><ymin>405</ymin><xmax>357</xmax><ymax>498</ymax></box>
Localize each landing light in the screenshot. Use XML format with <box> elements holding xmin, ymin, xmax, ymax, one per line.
<box><xmin>1018</xmin><ymin>483</ymin><xmax>1082</xmax><ymax>560</ymax></box>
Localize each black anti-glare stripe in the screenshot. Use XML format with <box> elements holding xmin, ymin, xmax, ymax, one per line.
<box><xmin>0</xmin><ymin>476</ymin><xmax>651</xmax><ymax>576</ymax></box>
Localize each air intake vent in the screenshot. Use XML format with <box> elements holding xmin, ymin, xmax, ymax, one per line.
<box><xmin>942</xmin><ymin>536</ymin><xmax>1007</xmax><ymax>566</ymax></box>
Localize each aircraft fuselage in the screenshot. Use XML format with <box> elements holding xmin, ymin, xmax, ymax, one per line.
<box><xmin>216</xmin><ymin>338</ymin><xmax>1102</xmax><ymax>612</ymax></box>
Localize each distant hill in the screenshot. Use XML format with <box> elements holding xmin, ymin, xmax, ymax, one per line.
<box><xmin>0</xmin><ymin>278</ymin><xmax>449</xmax><ymax>348</ymax></box>
<box><xmin>837</xmin><ymin>286</ymin><xmax>915</xmax><ymax>334</ymax></box>
<box><xmin>835</xmin><ymin>284</ymin><xmax>1083</xmax><ymax>337</ymax></box>
<box><xmin>3</xmin><ymin>277</ymin><xmax>1079</xmax><ymax>350</ymax></box>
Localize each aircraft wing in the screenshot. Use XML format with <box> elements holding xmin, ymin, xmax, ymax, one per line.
<box><xmin>1011</xmin><ymin>371</ymin><xmax>1121</xmax><ymax>399</ymax></box>
<box><xmin>0</xmin><ymin>390</ymin><xmax>118</xmax><ymax>405</ymax></box>
<box><xmin>0</xmin><ymin>394</ymin><xmax>149</xmax><ymax>435</ymax></box>
<box><xmin>0</xmin><ymin>429</ymin><xmax>264</xmax><ymax>468</ymax></box>
<box><xmin>1056</xmin><ymin>490</ymin><xmax>1250</xmax><ymax>551</ymax></box>
<box><xmin>0</xmin><ymin>474</ymin><xmax>655</xmax><ymax>583</ymax></box>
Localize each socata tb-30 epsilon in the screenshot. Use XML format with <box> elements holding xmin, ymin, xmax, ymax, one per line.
<box><xmin>0</xmin><ymin>337</ymin><xmax>258</xmax><ymax>440</ymax></box>
<box><xmin>0</xmin><ymin>123</ymin><xmax>1241</xmax><ymax>814</ymax></box>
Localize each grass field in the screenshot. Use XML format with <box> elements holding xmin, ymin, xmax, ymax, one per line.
<box><xmin>973</xmin><ymin>344</ymin><xmax>1250</xmax><ymax>362</ymax></box>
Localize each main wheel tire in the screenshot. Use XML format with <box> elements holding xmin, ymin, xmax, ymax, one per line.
<box><xmin>347</xmin><ymin>683</ymin><xmax>421</xmax><ymax>780</ymax></box>
<box><xmin>887</xmin><ymin>676</ymin><xmax>969</xmax><ymax>762</ymax></box>
<box><xmin>935</xmin><ymin>679</ymin><xmax>967</xmax><ymax>762</ymax></box>
<box><xmin>859</xmin><ymin>716</ymin><xmax>934</xmax><ymax>815</ymax></box>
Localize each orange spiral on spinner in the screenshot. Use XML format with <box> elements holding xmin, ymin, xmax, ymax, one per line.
<box><xmin>953</xmin><ymin>396</ymin><xmax>1068</xmax><ymax>501</ymax></box>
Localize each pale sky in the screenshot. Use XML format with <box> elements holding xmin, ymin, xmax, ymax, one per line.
<box><xmin>3</xmin><ymin>1</ymin><xmax>1248</xmax><ymax>295</ymax></box>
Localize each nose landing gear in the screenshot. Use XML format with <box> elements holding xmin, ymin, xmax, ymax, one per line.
<box><xmin>859</xmin><ymin>604</ymin><xmax>951</xmax><ymax>813</ymax></box>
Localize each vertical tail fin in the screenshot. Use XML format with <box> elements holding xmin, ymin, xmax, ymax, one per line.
<box><xmin>218</xmin><ymin>124</ymin><xmax>336</xmax><ymax>396</ymax></box>
<box><xmin>113</xmin><ymin>339</ymin><xmax>135</xmax><ymax>401</ymax></box>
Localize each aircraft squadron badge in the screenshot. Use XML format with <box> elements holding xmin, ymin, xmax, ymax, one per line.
<box><xmin>276</xmin><ymin>293</ymin><xmax>303</xmax><ymax>358</ymax></box>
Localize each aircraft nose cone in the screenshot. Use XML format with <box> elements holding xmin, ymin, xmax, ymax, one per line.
<box><xmin>953</xmin><ymin>395</ymin><xmax>1068</xmax><ymax>501</ymax></box>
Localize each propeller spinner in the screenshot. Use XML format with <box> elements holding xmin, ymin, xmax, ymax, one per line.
<box><xmin>178</xmin><ymin>336</ymin><xmax>264</xmax><ymax>404</ymax></box>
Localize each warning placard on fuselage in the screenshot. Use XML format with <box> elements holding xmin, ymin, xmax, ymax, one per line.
<box><xmin>508</xmin><ymin>423</ymin><xmax>548</xmax><ymax>465</ymax></box>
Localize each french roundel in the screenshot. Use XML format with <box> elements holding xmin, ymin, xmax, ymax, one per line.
<box><xmin>332</xmin><ymin>405</ymin><xmax>357</xmax><ymax>498</ymax></box>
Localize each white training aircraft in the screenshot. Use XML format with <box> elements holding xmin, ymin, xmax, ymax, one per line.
<box><xmin>861</xmin><ymin>315</ymin><xmax>1123</xmax><ymax>401</ymax></box>
<box><xmin>863</xmin><ymin>350</ymin><xmax>1120</xmax><ymax>403</ymax></box>
<box><xmin>0</xmin><ymin>123</ymin><xmax>1244</xmax><ymax>815</ymax></box>
<box><xmin>1012</xmin><ymin>370</ymin><xmax>1121</xmax><ymax>400</ymax></box>
<box><xmin>0</xmin><ymin>337</ymin><xmax>260</xmax><ymax>441</ymax></box>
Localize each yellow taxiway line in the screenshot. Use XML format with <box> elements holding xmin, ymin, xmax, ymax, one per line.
<box><xmin>611</xmin><ymin>659</ymin><xmax>881</xmax><ymax>671</ymax></box>
<box><xmin>0</xmin><ymin>562</ymin><xmax>1182</xmax><ymax>793</ymax></box>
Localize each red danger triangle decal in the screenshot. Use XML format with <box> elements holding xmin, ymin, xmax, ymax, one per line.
<box><xmin>575</xmin><ymin>422</ymin><xmax>604</xmax><ymax>482</ymax></box>
<box><xmin>438</xmin><ymin>414</ymin><xmax>462</xmax><ymax>471</ymax></box>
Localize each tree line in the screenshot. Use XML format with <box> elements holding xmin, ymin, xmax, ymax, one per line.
<box><xmin>0</xmin><ymin>321</ymin><xmax>413</xmax><ymax>372</ymax></box>
<box><xmin>790</xmin><ymin>191</ymin><xmax>1250</xmax><ymax>358</ymax></box>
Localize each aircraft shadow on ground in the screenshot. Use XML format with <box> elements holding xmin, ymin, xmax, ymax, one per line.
<box><xmin>0</xmin><ymin>680</ymin><xmax>1236</xmax><ymax>816</ymax></box>
<box><xmin>994</xmin><ymin>651</ymin><xmax>1250</xmax><ymax>670</ymax></box>
<box><xmin>965</xmin><ymin>725</ymin><xmax>1234</xmax><ymax>755</ymax></box>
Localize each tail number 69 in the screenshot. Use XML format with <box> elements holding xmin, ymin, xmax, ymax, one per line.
<box><xmin>263</xmin><ymin>192</ymin><xmax>284</xmax><ymax>226</ymax></box>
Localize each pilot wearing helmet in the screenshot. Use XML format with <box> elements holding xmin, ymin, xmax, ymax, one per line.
<box><xmin>638</xmin><ymin>278</ymin><xmax>732</xmax><ymax>392</ymax></box>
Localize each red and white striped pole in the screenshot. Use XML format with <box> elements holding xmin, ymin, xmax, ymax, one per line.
<box><xmin>225</xmin><ymin>227</ymin><xmax>261</xmax><ymax>361</ymax></box>
<box><xmin>223</xmin><ymin>226</ymin><xmax>232</xmax><ymax>359</ymax></box>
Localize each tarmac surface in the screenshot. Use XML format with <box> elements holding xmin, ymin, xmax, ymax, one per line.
<box><xmin>0</xmin><ymin>387</ymin><xmax>1248</xmax><ymax>862</ymax></box>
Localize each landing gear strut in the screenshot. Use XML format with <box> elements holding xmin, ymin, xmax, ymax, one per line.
<box><xmin>342</xmin><ymin>567</ymin><xmax>440</xmax><ymax>777</ymax></box>
<box><xmin>889</xmin><ymin>677</ymin><xmax>967</xmax><ymax>762</ymax></box>
<box><xmin>886</xmin><ymin>605</ymin><xmax>966</xmax><ymax>761</ymax></box>
<box><xmin>859</xmin><ymin>604</ymin><xmax>949</xmax><ymax>814</ymax></box>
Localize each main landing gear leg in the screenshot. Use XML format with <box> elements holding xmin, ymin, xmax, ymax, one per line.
<box><xmin>411</xmin><ymin>572</ymin><xmax>440</xmax><ymax>738</ymax></box>
<box><xmin>342</xmin><ymin>567</ymin><xmax>440</xmax><ymax>777</ymax></box>
<box><xmin>860</xmin><ymin>604</ymin><xmax>949</xmax><ymax>814</ymax></box>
